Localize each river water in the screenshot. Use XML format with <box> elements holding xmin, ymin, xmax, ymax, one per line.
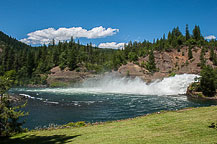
<box><xmin>9</xmin><ymin>74</ymin><xmax>215</xmax><ymax>129</ymax></box>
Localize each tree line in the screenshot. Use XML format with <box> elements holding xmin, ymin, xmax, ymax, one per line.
<box><xmin>0</xmin><ymin>25</ymin><xmax>217</xmax><ymax>85</ymax></box>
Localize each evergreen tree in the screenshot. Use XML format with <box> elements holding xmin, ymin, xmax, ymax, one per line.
<box><xmin>67</xmin><ymin>48</ymin><xmax>78</xmax><ymax>71</ymax></box>
<box><xmin>193</xmin><ymin>25</ymin><xmax>201</xmax><ymax>41</ymax></box>
<box><xmin>185</xmin><ymin>24</ymin><xmax>190</xmax><ymax>40</ymax></box>
<box><xmin>200</xmin><ymin>66</ymin><xmax>217</xmax><ymax>97</ymax></box>
<box><xmin>200</xmin><ymin>47</ymin><xmax>206</xmax><ymax>68</ymax></box>
<box><xmin>210</xmin><ymin>47</ymin><xmax>215</xmax><ymax>61</ymax></box>
<box><xmin>0</xmin><ymin>70</ymin><xmax>28</xmax><ymax>137</ymax></box>
<box><xmin>167</xmin><ymin>31</ymin><xmax>172</xmax><ymax>44</ymax></box>
<box><xmin>188</xmin><ymin>46</ymin><xmax>193</xmax><ymax>59</ymax></box>
<box><xmin>128</xmin><ymin>52</ymin><xmax>138</xmax><ymax>62</ymax></box>
<box><xmin>145</xmin><ymin>50</ymin><xmax>157</xmax><ymax>73</ymax></box>
<box><xmin>26</xmin><ymin>52</ymin><xmax>34</xmax><ymax>77</ymax></box>
<box><xmin>59</xmin><ymin>51</ymin><xmax>67</xmax><ymax>70</ymax></box>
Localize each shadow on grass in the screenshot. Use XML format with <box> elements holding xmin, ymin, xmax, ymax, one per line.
<box><xmin>1</xmin><ymin>134</ymin><xmax>81</xmax><ymax>144</ymax></box>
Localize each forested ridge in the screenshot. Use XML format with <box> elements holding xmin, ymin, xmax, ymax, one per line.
<box><xmin>0</xmin><ymin>25</ymin><xmax>217</xmax><ymax>85</ymax></box>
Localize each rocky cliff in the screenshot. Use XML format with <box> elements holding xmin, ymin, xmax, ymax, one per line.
<box><xmin>118</xmin><ymin>46</ymin><xmax>216</xmax><ymax>82</ymax></box>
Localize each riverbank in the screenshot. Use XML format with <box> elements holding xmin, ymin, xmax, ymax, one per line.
<box><xmin>0</xmin><ymin>94</ymin><xmax>27</xmax><ymax>103</ymax></box>
<box><xmin>2</xmin><ymin>106</ymin><xmax>217</xmax><ymax>144</ymax></box>
<box><xmin>186</xmin><ymin>83</ymin><xmax>217</xmax><ymax>103</ymax></box>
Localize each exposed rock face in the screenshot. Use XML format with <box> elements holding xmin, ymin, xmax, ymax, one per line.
<box><xmin>118</xmin><ymin>63</ymin><xmax>145</xmax><ymax>77</ymax></box>
<box><xmin>47</xmin><ymin>66</ymin><xmax>95</xmax><ymax>86</ymax></box>
<box><xmin>118</xmin><ymin>46</ymin><xmax>216</xmax><ymax>82</ymax></box>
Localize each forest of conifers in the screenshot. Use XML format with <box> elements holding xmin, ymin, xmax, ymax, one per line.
<box><xmin>0</xmin><ymin>25</ymin><xmax>217</xmax><ymax>85</ymax></box>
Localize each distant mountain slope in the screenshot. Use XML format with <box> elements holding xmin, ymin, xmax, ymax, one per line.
<box><xmin>0</xmin><ymin>31</ymin><xmax>30</xmax><ymax>50</ymax></box>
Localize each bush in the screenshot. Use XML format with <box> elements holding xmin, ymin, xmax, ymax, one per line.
<box><xmin>209</xmin><ymin>122</ymin><xmax>217</xmax><ymax>129</ymax></box>
<box><xmin>134</xmin><ymin>61</ymin><xmax>139</xmax><ymax>65</ymax></box>
<box><xmin>64</xmin><ymin>121</ymin><xmax>87</xmax><ymax>128</ymax></box>
<box><xmin>49</xmin><ymin>82</ymin><xmax>68</xmax><ymax>87</ymax></box>
<box><xmin>169</xmin><ymin>72</ymin><xmax>176</xmax><ymax>77</ymax></box>
<box><xmin>126</xmin><ymin>70</ymin><xmax>130</xmax><ymax>76</ymax></box>
<box><xmin>190</xmin><ymin>82</ymin><xmax>200</xmax><ymax>91</ymax></box>
<box><xmin>182</xmin><ymin>52</ymin><xmax>185</xmax><ymax>56</ymax></box>
<box><xmin>140</xmin><ymin>61</ymin><xmax>145</xmax><ymax>68</ymax></box>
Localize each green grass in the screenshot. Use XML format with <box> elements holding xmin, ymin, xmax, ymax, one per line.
<box><xmin>2</xmin><ymin>106</ymin><xmax>217</xmax><ymax>144</ymax></box>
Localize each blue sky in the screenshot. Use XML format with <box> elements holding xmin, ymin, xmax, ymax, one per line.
<box><xmin>0</xmin><ymin>0</ymin><xmax>217</xmax><ymax>48</ymax></box>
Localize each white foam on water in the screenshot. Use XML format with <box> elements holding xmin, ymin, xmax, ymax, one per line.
<box><xmin>45</xmin><ymin>101</ymin><xmax>59</xmax><ymax>104</ymax></box>
<box><xmin>19</xmin><ymin>94</ymin><xmax>36</xmax><ymax>99</ymax></box>
<box><xmin>23</xmin><ymin>73</ymin><xmax>199</xmax><ymax>96</ymax></box>
<box><xmin>19</xmin><ymin>94</ymin><xmax>43</xmax><ymax>100</ymax></box>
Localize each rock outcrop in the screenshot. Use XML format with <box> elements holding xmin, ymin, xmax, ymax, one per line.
<box><xmin>186</xmin><ymin>83</ymin><xmax>217</xmax><ymax>102</ymax></box>
<box><xmin>118</xmin><ymin>46</ymin><xmax>216</xmax><ymax>82</ymax></box>
<box><xmin>47</xmin><ymin>66</ymin><xmax>96</xmax><ymax>86</ymax></box>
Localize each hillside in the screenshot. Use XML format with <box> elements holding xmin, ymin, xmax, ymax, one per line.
<box><xmin>2</xmin><ymin>106</ymin><xmax>217</xmax><ymax>144</ymax></box>
<box><xmin>118</xmin><ymin>46</ymin><xmax>217</xmax><ymax>82</ymax></box>
<box><xmin>49</xmin><ymin>45</ymin><xmax>217</xmax><ymax>85</ymax></box>
<box><xmin>0</xmin><ymin>31</ymin><xmax>30</xmax><ymax>50</ymax></box>
<box><xmin>0</xmin><ymin>26</ymin><xmax>217</xmax><ymax>86</ymax></box>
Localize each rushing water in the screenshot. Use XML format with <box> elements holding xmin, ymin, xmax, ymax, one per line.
<box><xmin>9</xmin><ymin>74</ymin><xmax>215</xmax><ymax>129</ymax></box>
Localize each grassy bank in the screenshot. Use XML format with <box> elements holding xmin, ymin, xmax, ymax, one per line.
<box><xmin>2</xmin><ymin>106</ymin><xmax>217</xmax><ymax>144</ymax></box>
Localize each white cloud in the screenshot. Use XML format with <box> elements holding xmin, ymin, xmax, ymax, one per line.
<box><xmin>205</xmin><ymin>35</ymin><xmax>216</xmax><ymax>40</ymax></box>
<box><xmin>98</xmin><ymin>42</ymin><xmax>126</xmax><ymax>49</ymax></box>
<box><xmin>20</xmin><ymin>26</ymin><xmax>119</xmax><ymax>45</ymax></box>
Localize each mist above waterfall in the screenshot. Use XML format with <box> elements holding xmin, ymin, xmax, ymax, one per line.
<box><xmin>81</xmin><ymin>73</ymin><xmax>199</xmax><ymax>95</ymax></box>
<box><xmin>27</xmin><ymin>73</ymin><xmax>199</xmax><ymax>96</ymax></box>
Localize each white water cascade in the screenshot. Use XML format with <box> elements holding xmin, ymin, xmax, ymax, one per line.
<box><xmin>27</xmin><ymin>73</ymin><xmax>199</xmax><ymax>96</ymax></box>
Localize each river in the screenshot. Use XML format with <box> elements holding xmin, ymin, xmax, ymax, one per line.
<box><xmin>9</xmin><ymin>74</ymin><xmax>215</xmax><ymax>129</ymax></box>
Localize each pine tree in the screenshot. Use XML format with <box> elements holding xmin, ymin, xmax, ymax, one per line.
<box><xmin>188</xmin><ymin>46</ymin><xmax>193</xmax><ymax>59</ymax></box>
<box><xmin>0</xmin><ymin>71</ymin><xmax>28</xmax><ymax>137</ymax></box>
<box><xmin>67</xmin><ymin>48</ymin><xmax>78</xmax><ymax>71</ymax></box>
<box><xmin>167</xmin><ymin>31</ymin><xmax>172</xmax><ymax>44</ymax></box>
<box><xmin>200</xmin><ymin>47</ymin><xmax>206</xmax><ymax>68</ymax></box>
<box><xmin>193</xmin><ymin>25</ymin><xmax>201</xmax><ymax>41</ymax></box>
<box><xmin>200</xmin><ymin>66</ymin><xmax>217</xmax><ymax>97</ymax></box>
<box><xmin>145</xmin><ymin>50</ymin><xmax>157</xmax><ymax>73</ymax></box>
<box><xmin>210</xmin><ymin>47</ymin><xmax>215</xmax><ymax>61</ymax></box>
<box><xmin>210</xmin><ymin>47</ymin><xmax>217</xmax><ymax>65</ymax></box>
<box><xmin>185</xmin><ymin>24</ymin><xmax>190</xmax><ymax>40</ymax></box>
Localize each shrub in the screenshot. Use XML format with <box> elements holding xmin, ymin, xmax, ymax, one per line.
<box><xmin>185</xmin><ymin>60</ymin><xmax>189</xmax><ymax>66</ymax></box>
<box><xmin>140</xmin><ymin>61</ymin><xmax>145</xmax><ymax>68</ymax></box>
<box><xmin>169</xmin><ymin>72</ymin><xmax>176</xmax><ymax>77</ymax></box>
<box><xmin>200</xmin><ymin>66</ymin><xmax>217</xmax><ymax>97</ymax></box>
<box><xmin>64</xmin><ymin>121</ymin><xmax>87</xmax><ymax>127</ymax></box>
<box><xmin>126</xmin><ymin>70</ymin><xmax>130</xmax><ymax>77</ymax></box>
<box><xmin>49</xmin><ymin>82</ymin><xmax>68</xmax><ymax>87</ymax></box>
<box><xmin>134</xmin><ymin>61</ymin><xmax>139</xmax><ymax>65</ymax></box>
<box><xmin>182</xmin><ymin>52</ymin><xmax>185</xmax><ymax>56</ymax></box>
<box><xmin>209</xmin><ymin>122</ymin><xmax>217</xmax><ymax>129</ymax></box>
